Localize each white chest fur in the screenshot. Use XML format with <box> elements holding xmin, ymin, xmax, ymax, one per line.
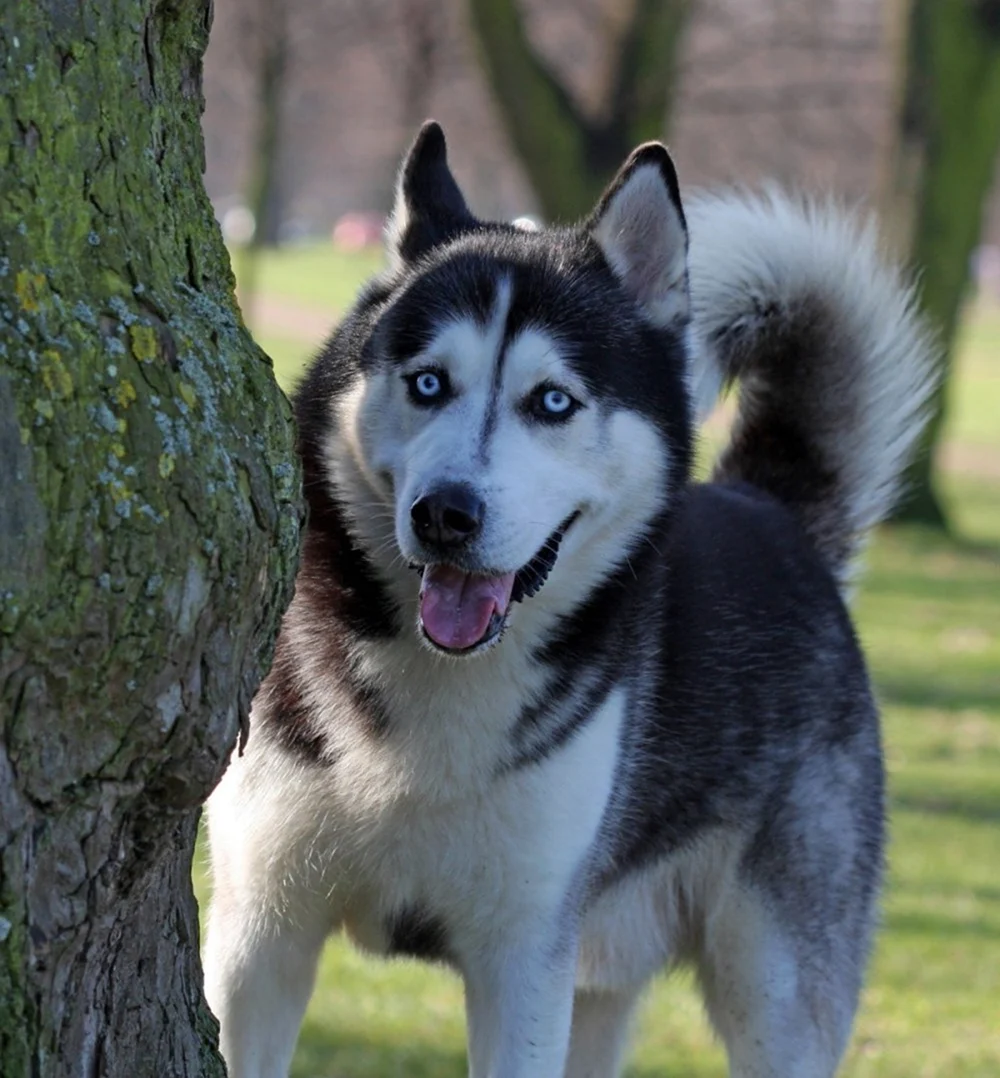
<box><xmin>211</xmin><ymin>684</ymin><xmax>628</xmax><ymax>969</ymax></box>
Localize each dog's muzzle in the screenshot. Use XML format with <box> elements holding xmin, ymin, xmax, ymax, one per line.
<box><xmin>415</xmin><ymin>511</ymin><xmax>580</xmax><ymax>655</ymax></box>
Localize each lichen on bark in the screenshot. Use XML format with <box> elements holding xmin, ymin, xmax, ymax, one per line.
<box><xmin>0</xmin><ymin>2</ymin><xmax>302</xmax><ymax>1075</ymax></box>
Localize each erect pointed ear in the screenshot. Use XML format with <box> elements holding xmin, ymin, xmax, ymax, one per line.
<box><xmin>386</xmin><ymin>121</ymin><xmax>477</xmax><ymax>267</ymax></box>
<box><xmin>588</xmin><ymin>143</ymin><xmax>689</xmax><ymax>326</ymax></box>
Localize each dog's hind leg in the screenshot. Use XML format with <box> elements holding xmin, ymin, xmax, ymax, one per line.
<box><xmin>562</xmin><ymin>987</ymin><xmax>641</xmax><ymax>1078</ymax></box>
<box><xmin>697</xmin><ymin>883</ymin><xmax>860</xmax><ymax>1078</ymax></box>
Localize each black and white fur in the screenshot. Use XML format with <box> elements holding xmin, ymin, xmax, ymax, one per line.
<box><xmin>204</xmin><ymin>122</ymin><xmax>936</xmax><ymax>1078</ymax></box>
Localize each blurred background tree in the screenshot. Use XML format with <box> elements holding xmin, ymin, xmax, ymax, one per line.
<box><xmin>246</xmin><ymin>0</ymin><xmax>289</xmax><ymax>250</ymax></box>
<box><xmin>466</xmin><ymin>0</ymin><xmax>692</xmax><ymax>220</ymax></box>
<box><xmin>882</xmin><ymin>0</ymin><xmax>1000</xmax><ymax>527</ymax></box>
<box><xmin>233</xmin><ymin>0</ymin><xmax>288</xmax><ymax>327</ymax></box>
<box><xmin>234</xmin><ymin>0</ymin><xmax>451</xmax><ymax>325</ymax></box>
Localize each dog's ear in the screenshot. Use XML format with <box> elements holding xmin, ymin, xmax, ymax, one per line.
<box><xmin>588</xmin><ymin>143</ymin><xmax>688</xmax><ymax>326</ymax></box>
<box><xmin>386</xmin><ymin>121</ymin><xmax>476</xmax><ymax>267</ymax></box>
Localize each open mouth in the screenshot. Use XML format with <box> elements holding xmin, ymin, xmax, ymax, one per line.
<box><xmin>417</xmin><ymin>512</ymin><xmax>579</xmax><ymax>654</ymax></box>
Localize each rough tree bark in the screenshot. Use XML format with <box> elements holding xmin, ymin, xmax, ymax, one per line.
<box><xmin>0</xmin><ymin>2</ymin><xmax>301</xmax><ymax>1075</ymax></box>
<box><xmin>467</xmin><ymin>0</ymin><xmax>692</xmax><ymax>220</ymax></box>
<box><xmin>883</xmin><ymin>0</ymin><xmax>1000</xmax><ymax>527</ymax></box>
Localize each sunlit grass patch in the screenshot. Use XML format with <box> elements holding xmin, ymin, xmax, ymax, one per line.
<box><xmin>946</xmin><ymin>307</ymin><xmax>1000</xmax><ymax>450</ymax></box>
<box><xmin>254</xmin><ymin>332</ymin><xmax>323</xmax><ymax>394</ymax></box>
<box><xmin>233</xmin><ymin>243</ymin><xmax>383</xmax><ymax>313</ymax></box>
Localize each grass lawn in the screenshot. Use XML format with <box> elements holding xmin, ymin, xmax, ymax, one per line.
<box><xmin>233</xmin><ymin>243</ymin><xmax>386</xmax><ymax>314</ymax></box>
<box><xmin>195</xmin><ymin>247</ymin><xmax>1000</xmax><ymax>1077</ymax></box>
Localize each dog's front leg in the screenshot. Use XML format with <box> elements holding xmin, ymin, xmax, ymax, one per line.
<box><xmin>463</xmin><ymin>926</ymin><xmax>579</xmax><ymax>1078</ymax></box>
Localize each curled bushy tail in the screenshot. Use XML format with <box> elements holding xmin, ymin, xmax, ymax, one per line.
<box><xmin>686</xmin><ymin>190</ymin><xmax>939</xmax><ymax>582</ymax></box>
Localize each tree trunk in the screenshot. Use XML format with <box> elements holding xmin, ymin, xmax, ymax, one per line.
<box><xmin>467</xmin><ymin>0</ymin><xmax>692</xmax><ymax>221</ymax></box>
<box><xmin>236</xmin><ymin>0</ymin><xmax>289</xmax><ymax>329</ymax></box>
<box><xmin>0</xmin><ymin>3</ymin><xmax>302</xmax><ymax>1075</ymax></box>
<box><xmin>246</xmin><ymin>0</ymin><xmax>288</xmax><ymax>250</ymax></box>
<box><xmin>882</xmin><ymin>0</ymin><xmax>1000</xmax><ymax>526</ymax></box>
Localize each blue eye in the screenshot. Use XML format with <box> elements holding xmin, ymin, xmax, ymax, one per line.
<box><xmin>542</xmin><ymin>389</ymin><xmax>572</xmax><ymax>414</ymax></box>
<box><xmin>415</xmin><ymin>372</ymin><xmax>441</xmax><ymax>397</ymax></box>
<box><xmin>529</xmin><ymin>383</ymin><xmax>579</xmax><ymax>422</ymax></box>
<box><xmin>406</xmin><ymin>369</ymin><xmax>449</xmax><ymax>406</ymax></box>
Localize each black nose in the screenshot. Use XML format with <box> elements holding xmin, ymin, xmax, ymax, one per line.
<box><xmin>410</xmin><ymin>484</ymin><xmax>485</xmax><ymax>549</ymax></box>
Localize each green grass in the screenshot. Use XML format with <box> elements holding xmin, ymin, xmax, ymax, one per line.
<box><xmin>255</xmin><ymin>331</ymin><xmax>322</xmax><ymax>392</ymax></box>
<box><xmin>195</xmin><ymin>246</ymin><xmax>1000</xmax><ymax>1077</ymax></box>
<box><xmin>945</xmin><ymin>308</ymin><xmax>1000</xmax><ymax>450</ymax></box>
<box><xmin>848</xmin><ymin>480</ymin><xmax>1000</xmax><ymax>1077</ymax></box>
<box><xmin>233</xmin><ymin>243</ymin><xmax>386</xmax><ymax>313</ymax></box>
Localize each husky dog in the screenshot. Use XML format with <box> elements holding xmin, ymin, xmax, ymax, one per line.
<box><xmin>204</xmin><ymin>122</ymin><xmax>935</xmax><ymax>1078</ymax></box>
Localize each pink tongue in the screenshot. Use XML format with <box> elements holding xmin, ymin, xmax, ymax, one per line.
<box><xmin>419</xmin><ymin>565</ymin><xmax>516</xmax><ymax>650</ymax></box>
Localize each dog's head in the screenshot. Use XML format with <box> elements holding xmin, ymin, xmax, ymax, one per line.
<box><xmin>310</xmin><ymin>122</ymin><xmax>693</xmax><ymax>656</ymax></box>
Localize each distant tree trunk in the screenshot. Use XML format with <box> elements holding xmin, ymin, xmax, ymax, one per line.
<box><xmin>246</xmin><ymin>0</ymin><xmax>288</xmax><ymax>248</ymax></box>
<box><xmin>883</xmin><ymin>0</ymin><xmax>1000</xmax><ymax>527</ymax></box>
<box><xmin>238</xmin><ymin>0</ymin><xmax>289</xmax><ymax>329</ymax></box>
<box><xmin>0</xmin><ymin>2</ymin><xmax>301</xmax><ymax>1075</ymax></box>
<box><xmin>467</xmin><ymin>0</ymin><xmax>692</xmax><ymax>220</ymax></box>
<box><xmin>398</xmin><ymin>0</ymin><xmax>446</xmax><ymax>139</ymax></box>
